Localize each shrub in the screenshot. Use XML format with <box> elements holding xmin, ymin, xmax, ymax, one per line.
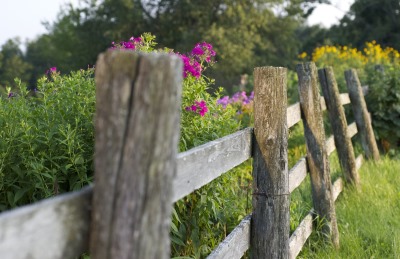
<box><xmin>0</xmin><ymin>69</ymin><xmax>95</xmax><ymax>210</ymax></box>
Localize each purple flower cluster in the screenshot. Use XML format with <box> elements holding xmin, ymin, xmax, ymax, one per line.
<box><xmin>179</xmin><ymin>42</ymin><xmax>216</xmax><ymax>79</ymax></box>
<box><xmin>191</xmin><ymin>42</ymin><xmax>216</xmax><ymax>63</ymax></box>
<box><xmin>180</xmin><ymin>54</ymin><xmax>201</xmax><ymax>79</ymax></box>
<box><xmin>111</xmin><ymin>37</ymin><xmax>142</xmax><ymax>50</ymax></box>
<box><xmin>185</xmin><ymin>100</ymin><xmax>208</xmax><ymax>117</ymax></box>
<box><xmin>217</xmin><ymin>91</ymin><xmax>254</xmax><ymax>108</ymax></box>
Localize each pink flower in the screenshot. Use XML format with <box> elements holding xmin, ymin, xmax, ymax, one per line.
<box><xmin>192</xmin><ymin>42</ymin><xmax>216</xmax><ymax>63</ymax></box>
<box><xmin>46</xmin><ymin>67</ymin><xmax>57</xmax><ymax>75</ymax></box>
<box><xmin>192</xmin><ymin>46</ymin><xmax>204</xmax><ymax>56</ymax></box>
<box><xmin>185</xmin><ymin>100</ymin><xmax>208</xmax><ymax>117</ymax></box>
<box><xmin>180</xmin><ymin>54</ymin><xmax>201</xmax><ymax>79</ymax></box>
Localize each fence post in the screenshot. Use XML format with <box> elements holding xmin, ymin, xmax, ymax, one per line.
<box><xmin>251</xmin><ymin>67</ymin><xmax>289</xmax><ymax>258</ymax></box>
<box><xmin>318</xmin><ymin>67</ymin><xmax>360</xmax><ymax>187</ymax></box>
<box><xmin>296</xmin><ymin>62</ymin><xmax>339</xmax><ymax>248</ymax></box>
<box><xmin>90</xmin><ymin>51</ymin><xmax>182</xmax><ymax>259</ymax></box>
<box><xmin>344</xmin><ymin>69</ymin><xmax>380</xmax><ymax>160</ymax></box>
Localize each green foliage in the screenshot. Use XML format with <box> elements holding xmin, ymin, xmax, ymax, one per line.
<box><xmin>330</xmin><ymin>0</ymin><xmax>400</xmax><ymax>52</ymax></box>
<box><xmin>0</xmin><ymin>39</ymin><xmax>32</xmax><ymax>89</ymax></box>
<box><xmin>365</xmin><ymin>64</ymin><xmax>400</xmax><ymax>150</ymax></box>
<box><xmin>0</xmin><ymin>70</ymin><xmax>95</xmax><ymax>211</ymax></box>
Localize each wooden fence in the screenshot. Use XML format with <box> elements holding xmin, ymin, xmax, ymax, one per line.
<box><xmin>0</xmin><ymin>52</ymin><xmax>379</xmax><ymax>259</ymax></box>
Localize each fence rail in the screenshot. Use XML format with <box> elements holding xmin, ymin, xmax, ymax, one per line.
<box><xmin>0</xmin><ymin>54</ymin><xmax>379</xmax><ymax>259</ymax></box>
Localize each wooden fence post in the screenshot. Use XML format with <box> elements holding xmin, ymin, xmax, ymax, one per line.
<box><xmin>251</xmin><ymin>67</ymin><xmax>289</xmax><ymax>258</ymax></box>
<box><xmin>90</xmin><ymin>51</ymin><xmax>182</xmax><ymax>259</ymax></box>
<box><xmin>318</xmin><ymin>67</ymin><xmax>360</xmax><ymax>187</ymax></box>
<box><xmin>296</xmin><ymin>62</ymin><xmax>339</xmax><ymax>248</ymax></box>
<box><xmin>345</xmin><ymin>69</ymin><xmax>380</xmax><ymax>160</ymax></box>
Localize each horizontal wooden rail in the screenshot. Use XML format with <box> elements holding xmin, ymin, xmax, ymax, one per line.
<box><xmin>0</xmin><ymin>186</ymin><xmax>92</xmax><ymax>259</ymax></box>
<box><xmin>339</xmin><ymin>93</ymin><xmax>351</xmax><ymax>105</ymax></box>
<box><xmin>355</xmin><ymin>154</ymin><xmax>363</xmax><ymax>170</ymax></box>
<box><xmin>173</xmin><ymin>128</ymin><xmax>252</xmax><ymax>202</ymax></box>
<box><xmin>206</xmin><ymin>215</ymin><xmax>251</xmax><ymax>259</ymax></box>
<box><xmin>287</xmin><ymin>103</ymin><xmax>301</xmax><ymax>128</ymax></box>
<box><xmin>326</xmin><ymin>135</ymin><xmax>336</xmax><ymax>156</ymax></box>
<box><xmin>289</xmin><ymin>212</ymin><xmax>313</xmax><ymax>259</ymax></box>
<box><xmin>289</xmin><ymin>157</ymin><xmax>308</xmax><ymax>193</ymax></box>
<box><xmin>347</xmin><ymin>122</ymin><xmax>358</xmax><ymax>138</ymax></box>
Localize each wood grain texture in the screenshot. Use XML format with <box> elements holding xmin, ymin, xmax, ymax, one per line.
<box><xmin>289</xmin><ymin>212</ymin><xmax>313</xmax><ymax>259</ymax></box>
<box><xmin>0</xmin><ymin>186</ymin><xmax>92</xmax><ymax>259</ymax></box>
<box><xmin>355</xmin><ymin>154</ymin><xmax>363</xmax><ymax>170</ymax></box>
<box><xmin>319</xmin><ymin>67</ymin><xmax>360</xmax><ymax>188</ymax></box>
<box><xmin>252</xmin><ymin>66</ymin><xmax>289</xmax><ymax>258</ymax></box>
<box><xmin>207</xmin><ymin>215</ymin><xmax>251</xmax><ymax>259</ymax></box>
<box><xmin>347</xmin><ymin>122</ymin><xmax>358</xmax><ymax>138</ymax></box>
<box><xmin>297</xmin><ymin>62</ymin><xmax>339</xmax><ymax>248</ymax></box>
<box><xmin>345</xmin><ymin>69</ymin><xmax>380</xmax><ymax>160</ymax></box>
<box><xmin>332</xmin><ymin>178</ymin><xmax>344</xmax><ymax>202</ymax></box>
<box><xmin>339</xmin><ymin>93</ymin><xmax>351</xmax><ymax>105</ymax></box>
<box><xmin>90</xmin><ymin>51</ymin><xmax>182</xmax><ymax>259</ymax></box>
<box><xmin>326</xmin><ymin>135</ymin><xmax>336</xmax><ymax>156</ymax></box>
<box><xmin>320</xmin><ymin>97</ymin><xmax>327</xmax><ymax>111</ymax></box>
<box><xmin>289</xmin><ymin>157</ymin><xmax>307</xmax><ymax>193</ymax></box>
<box><xmin>173</xmin><ymin>128</ymin><xmax>252</xmax><ymax>202</ymax></box>
<box><xmin>287</xmin><ymin>103</ymin><xmax>302</xmax><ymax>128</ymax></box>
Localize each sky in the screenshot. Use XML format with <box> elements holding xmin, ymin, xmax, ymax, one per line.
<box><xmin>0</xmin><ymin>0</ymin><xmax>354</xmax><ymax>49</ymax></box>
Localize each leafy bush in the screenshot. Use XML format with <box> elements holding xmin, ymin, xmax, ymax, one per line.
<box><xmin>0</xmin><ymin>70</ymin><xmax>95</xmax><ymax>210</ymax></box>
<box><xmin>365</xmin><ymin>64</ymin><xmax>400</xmax><ymax>151</ymax></box>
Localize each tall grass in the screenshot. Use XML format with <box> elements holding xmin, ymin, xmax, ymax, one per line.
<box><xmin>299</xmin><ymin>156</ymin><xmax>400</xmax><ymax>258</ymax></box>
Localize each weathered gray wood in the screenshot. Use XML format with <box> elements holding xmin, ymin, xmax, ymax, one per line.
<box><xmin>347</xmin><ymin>122</ymin><xmax>358</xmax><ymax>138</ymax></box>
<box><xmin>90</xmin><ymin>51</ymin><xmax>182</xmax><ymax>259</ymax></box>
<box><xmin>289</xmin><ymin>212</ymin><xmax>313</xmax><ymax>259</ymax></box>
<box><xmin>326</xmin><ymin>135</ymin><xmax>336</xmax><ymax>155</ymax></box>
<box><xmin>339</xmin><ymin>93</ymin><xmax>351</xmax><ymax>105</ymax></box>
<box><xmin>0</xmin><ymin>186</ymin><xmax>92</xmax><ymax>259</ymax></box>
<box><xmin>287</xmin><ymin>103</ymin><xmax>302</xmax><ymax>128</ymax></box>
<box><xmin>319</xmin><ymin>67</ymin><xmax>360</xmax><ymax>188</ymax></box>
<box><xmin>332</xmin><ymin>178</ymin><xmax>344</xmax><ymax>202</ymax></box>
<box><xmin>173</xmin><ymin>128</ymin><xmax>252</xmax><ymax>202</ymax></box>
<box><xmin>297</xmin><ymin>62</ymin><xmax>339</xmax><ymax>248</ymax></box>
<box><xmin>207</xmin><ymin>215</ymin><xmax>251</xmax><ymax>259</ymax></box>
<box><xmin>320</xmin><ymin>97</ymin><xmax>327</xmax><ymax>111</ymax></box>
<box><xmin>355</xmin><ymin>154</ymin><xmax>363</xmax><ymax>170</ymax></box>
<box><xmin>345</xmin><ymin>69</ymin><xmax>380</xmax><ymax>160</ymax></box>
<box><xmin>252</xmin><ymin>67</ymin><xmax>289</xmax><ymax>258</ymax></box>
<box><xmin>289</xmin><ymin>157</ymin><xmax>307</xmax><ymax>193</ymax></box>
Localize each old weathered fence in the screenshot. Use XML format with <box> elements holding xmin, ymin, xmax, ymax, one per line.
<box><xmin>0</xmin><ymin>52</ymin><xmax>379</xmax><ymax>259</ymax></box>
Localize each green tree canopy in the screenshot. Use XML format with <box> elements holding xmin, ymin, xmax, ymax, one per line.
<box><xmin>330</xmin><ymin>0</ymin><xmax>400</xmax><ymax>50</ymax></box>
<box><xmin>0</xmin><ymin>39</ymin><xmax>32</xmax><ymax>89</ymax></box>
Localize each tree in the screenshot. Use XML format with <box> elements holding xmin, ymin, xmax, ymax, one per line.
<box><xmin>0</xmin><ymin>39</ymin><xmax>32</xmax><ymax>89</ymax></box>
<box><xmin>24</xmin><ymin>0</ymin><xmax>329</xmax><ymax>90</ymax></box>
<box><xmin>330</xmin><ymin>0</ymin><xmax>400</xmax><ymax>50</ymax></box>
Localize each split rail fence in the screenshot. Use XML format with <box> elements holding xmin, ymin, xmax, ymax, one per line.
<box><xmin>0</xmin><ymin>52</ymin><xmax>380</xmax><ymax>259</ymax></box>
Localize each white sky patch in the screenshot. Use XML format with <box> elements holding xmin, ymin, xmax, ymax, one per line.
<box><xmin>308</xmin><ymin>0</ymin><xmax>354</xmax><ymax>27</ymax></box>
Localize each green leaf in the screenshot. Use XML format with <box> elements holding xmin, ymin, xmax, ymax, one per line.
<box><xmin>170</xmin><ymin>236</ymin><xmax>186</xmax><ymax>247</ymax></box>
<box><xmin>74</xmin><ymin>156</ymin><xmax>84</xmax><ymax>165</ymax></box>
